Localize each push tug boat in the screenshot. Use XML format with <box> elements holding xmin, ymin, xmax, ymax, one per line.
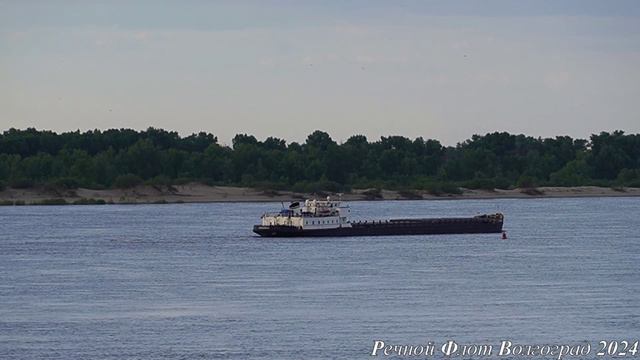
<box><xmin>253</xmin><ymin>197</ymin><xmax>504</xmax><ymax>237</ymax></box>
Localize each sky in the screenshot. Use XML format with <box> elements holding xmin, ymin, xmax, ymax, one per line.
<box><xmin>1</xmin><ymin>0</ymin><xmax>639</xmax><ymax>146</ymax></box>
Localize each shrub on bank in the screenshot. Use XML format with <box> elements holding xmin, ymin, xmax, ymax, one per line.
<box><xmin>291</xmin><ymin>180</ymin><xmax>347</xmax><ymax>194</ymax></box>
<box><xmin>520</xmin><ymin>188</ymin><xmax>544</xmax><ymax>196</ymax></box>
<box><xmin>460</xmin><ymin>178</ymin><xmax>496</xmax><ymax>191</ymax></box>
<box><xmin>50</xmin><ymin>177</ymin><xmax>81</xmax><ymax>189</ymax></box>
<box><xmin>113</xmin><ymin>174</ymin><xmax>143</xmax><ymax>189</ymax></box>
<box><xmin>462</xmin><ymin>176</ymin><xmax>513</xmax><ymax>191</ymax></box>
<box><xmin>34</xmin><ymin>198</ymin><xmax>68</xmax><ymax>205</ymax></box>
<box><xmin>72</xmin><ymin>198</ymin><xmax>107</xmax><ymax>205</ymax></box>
<box><xmin>516</xmin><ymin>175</ymin><xmax>538</xmax><ymax>189</ymax></box>
<box><xmin>616</xmin><ymin>168</ymin><xmax>640</xmax><ymax>187</ymax></box>
<box><xmin>146</xmin><ymin>175</ymin><xmax>172</xmax><ymax>186</ymax></box>
<box><xmin>626</xmin><ymin>180</ymin><xmax>640</xmax><ymax>188</ymax></box>
<box><xmin>428</xmin><ymin>182</ymin><xmax>463</xmax><ymax>196</ymax></box>
<box><xmin>413</xmin><ymin>178</ymin><xmax>463</xmax><ymax>196</ymax></box>
<box><xmin>9</xmin><ymin>178</ymin><xmax>34</xmax><ymax>189</ymax></box>
<box><xmin>397</xmin><ymin>189</ymin><xmax>423</xmax><ymax>200</ymax></box>
<box><xmin>361</xmin><ymin>188</ymin><xmax>383</xmax><ymax>200</ymax></box>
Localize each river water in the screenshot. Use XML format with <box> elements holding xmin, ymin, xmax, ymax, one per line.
<box><xmin>1</xmin><ymin>197</ymin><xmax>638</xmax><ymax>359</ymax></box>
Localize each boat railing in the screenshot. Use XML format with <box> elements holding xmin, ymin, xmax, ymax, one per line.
<box><xmin>262</xmin><ymin>211</ymin><xmax>342</xmax><ymax>218</ymax></box>
<box><xmin>262</xmin><ymin>211</ymin><xmax>294</xmax><ymax>218</ymax></box>
<box><xmin>350</xmin><ymin>214</ymin><xmax>503</xmax><ymax>226</ymax></box>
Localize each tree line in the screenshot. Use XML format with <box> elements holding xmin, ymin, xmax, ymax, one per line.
<box><xmin>1</xmin><ymin>127</ymin><xmax>639</xmax><ymax>193</ymax></box>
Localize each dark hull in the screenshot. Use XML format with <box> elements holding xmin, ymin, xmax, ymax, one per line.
<box><xmin>253</xmin><ymin>215</ymin><xmax>503</xmax><ymax>237</ymax></box>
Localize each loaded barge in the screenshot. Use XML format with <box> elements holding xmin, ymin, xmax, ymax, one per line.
<box><xmin>253</xmin><ymin>197</ymin><xmax>504</xmax><ymax>237</ymax></box>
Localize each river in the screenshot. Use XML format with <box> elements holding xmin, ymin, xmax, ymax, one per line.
<box><xmin>1</xmin><ymin>197</ymin><xmax>638</xmax><ymax>359</ymax></box>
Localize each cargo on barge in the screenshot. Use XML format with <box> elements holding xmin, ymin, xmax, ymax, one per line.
<box><xmin>252</xmin><ymin>197</ymin><xmax>504</xmax><ymax>237</ymax></box>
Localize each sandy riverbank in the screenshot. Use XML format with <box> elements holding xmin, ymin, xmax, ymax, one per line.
<box><xmin>1</xmin><ymin>183</ymin><xmax>639</xmax><ymax>205</ymax></box>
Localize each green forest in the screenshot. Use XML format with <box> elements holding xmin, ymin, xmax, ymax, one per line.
<box><xmin>1</xmin><ymin>128</ymin><xmax>639</xmax><ymax>194</ymax></box>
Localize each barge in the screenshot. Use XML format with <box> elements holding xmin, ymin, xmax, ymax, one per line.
<box><xmin>253</xmin><ymin>197</ymin><xmax>504</xmax><ymax>237</ymax></box>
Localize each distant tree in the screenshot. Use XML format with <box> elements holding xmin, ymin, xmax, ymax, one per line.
<box><xmin>305</xmin><ymin>130</ymin><xmax>335</xmax><ymax>151</ymax></box>
<box><xmin>517</xmin><ymin>175</ymin><xmax>538</xmax><ymax>189</ymax></box>
<box><xmin>0</xmin><ymin>127</ymin><xmax>638</xmax><ymax>191</ymax></box>
<box><xmin>232</xmin><ymin>134</ymin><xmax>258</xmax><ymax>148</ymax></box>
<box><xmin>114</xmin><ymin>174</ymin><xmax>143</xmax><ymax>189</ymax></box>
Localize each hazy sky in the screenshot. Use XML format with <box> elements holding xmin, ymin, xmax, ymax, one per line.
<box><xmin>2</xmin><ymin>0</ymin><xmax>639</xmax><ymax>145</ymax></box>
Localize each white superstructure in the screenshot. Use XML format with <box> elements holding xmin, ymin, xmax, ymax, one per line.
<box><xmin>260</xmin><ymin>197</ymin><xmax>351</xmax><ymax>230</ymax></box>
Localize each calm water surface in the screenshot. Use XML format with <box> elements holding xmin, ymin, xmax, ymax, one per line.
<box><xmin>1</xmin><ymin>198</ymin><xmax>639</xmax><ymax>359</ymax></box>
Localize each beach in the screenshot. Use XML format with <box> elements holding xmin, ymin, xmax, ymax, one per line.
<box><xmin>1</xmin><ymin>183</ymin><xmax>639</xmax><ymax>205</ymax></box>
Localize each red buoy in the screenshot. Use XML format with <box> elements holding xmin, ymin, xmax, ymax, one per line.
<box><xmin>501</xmin><ymin>231</ymin><xmax>507</xmax><ymax>240</ymax></box>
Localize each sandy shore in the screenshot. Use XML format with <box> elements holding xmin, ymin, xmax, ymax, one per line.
<box><xmin>0</xmin><ymin>183</ymin><xmax>639</xmax><ymax>205</ymax></box>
